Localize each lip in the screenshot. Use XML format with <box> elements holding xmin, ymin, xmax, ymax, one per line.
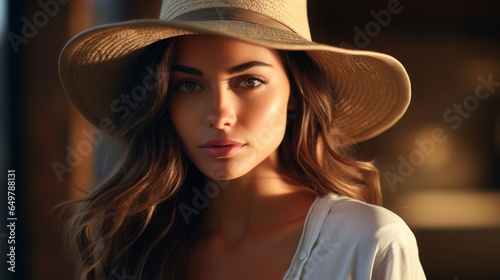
<box><xmin>199</xmin><ymin>139</ymin><xmax>246</xmax><ymax>158</ymax></box>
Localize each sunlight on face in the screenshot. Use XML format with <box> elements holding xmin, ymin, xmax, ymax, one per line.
<box><xmin>168</xmin><ymin>35</ymin><xmax>292</xmax><ymax>180</ymax></box>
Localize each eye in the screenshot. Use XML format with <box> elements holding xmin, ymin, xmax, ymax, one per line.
<box><xmin>175</xmin><ymin>81</ymin><xmax>203</xmax><ymax>93</ymax></box>
<box><xmin>237</xmin><ymin>77</ymin><xmax>267</xmax><ymax>89</ymax></box>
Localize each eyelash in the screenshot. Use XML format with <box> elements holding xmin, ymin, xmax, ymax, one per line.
<box><xmin>173</xmin><ymin>80</ymin><xmax>203</xmax><ymax>93</ymax></box>
<box><xmin>237</xmin><ymin>76</ymin><xmax>268</xmax><ymax>89</ymax></box>
<box><xmin>172</xmin><ymin>76</ymin><xmax>268</xmax><ymax>93</ymax></box>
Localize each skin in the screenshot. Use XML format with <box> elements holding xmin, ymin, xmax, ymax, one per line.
<box><xmin>169</xmin><ymin>35</ymin><xmax>317</xmax><ymax>280</ymax></box>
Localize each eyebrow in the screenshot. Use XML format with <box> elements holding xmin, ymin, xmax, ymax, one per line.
<box><xmin>172</xmin><ymin>61</ymin><xmax>273</xmax><ymax>76</ymax></box>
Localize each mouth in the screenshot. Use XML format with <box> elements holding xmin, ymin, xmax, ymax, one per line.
<box><xmin>199</xmin><ymin>139</ymin><xmax>247</xmax><ymax>158</ymax></box>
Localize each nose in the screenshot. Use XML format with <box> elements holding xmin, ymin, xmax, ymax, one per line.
<box><xmin>204</xmin><ymin>86</ymin><xmax>237</xmax><ymax>129</ymax></box>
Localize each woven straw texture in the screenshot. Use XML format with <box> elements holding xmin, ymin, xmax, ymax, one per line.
<box><xmin>59</xmin><ymin>0</ymin><xmax>410</xmax><ymax>143</ymax></box>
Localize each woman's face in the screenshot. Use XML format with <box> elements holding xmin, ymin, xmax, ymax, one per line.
<box><xmin>168</xmin><ymin>35</ymin><xmax>292</xmax><ymax>180</ymax></box>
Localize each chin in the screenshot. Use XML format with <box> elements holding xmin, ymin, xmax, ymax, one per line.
<box><xmin>198</xmin><ymin>163</ymin><xmax>252</xmax><ymax>182</ymax></box>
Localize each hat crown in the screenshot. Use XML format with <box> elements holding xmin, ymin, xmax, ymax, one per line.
<box><xmin>160</xmin><ymin>0</ymin><xmax>311</xmax><ymax>40</ymax></box>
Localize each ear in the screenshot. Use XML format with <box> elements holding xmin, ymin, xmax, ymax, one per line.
<box><xmin>287</xmin><ymin>95</ymin><xmax>297</xmax><ymax>110</ymax></box>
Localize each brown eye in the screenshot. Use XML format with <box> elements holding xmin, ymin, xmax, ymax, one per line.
<box><xmin>177</xmin><ymin>81</ymin><xmax>202</xmax><ymax>93</ymax></box>
<box><xmin>238</xmin><ymin>77</ymin><xmax>265</xmax><ymax>88</ymax></box>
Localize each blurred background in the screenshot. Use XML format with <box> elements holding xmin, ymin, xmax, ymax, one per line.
<box><xmin>1</xmin><ymin>0</ymin><xmax>499</xmax><ymax>279</ymax></box>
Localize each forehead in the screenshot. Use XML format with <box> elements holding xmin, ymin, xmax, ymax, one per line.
<box><xmin>174</xmin><ymin>35</ymin><xmax>283</xmax><ymax>66</ymax></box>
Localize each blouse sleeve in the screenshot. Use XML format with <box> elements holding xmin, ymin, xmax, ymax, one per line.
<box><xmin>371</xmin><ymin>230</ymin><xmax>427</xmax><ymax>280</ymax></box>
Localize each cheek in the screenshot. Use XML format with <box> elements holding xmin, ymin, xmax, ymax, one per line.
<box><xmin>252</xmin><ymin>99</ymin><xmax>287</xmax><ymax>129</ymax></box>
<box><xmin>242</xmin><ymin>86</ymin><xmax>289</xmax><ymax>146</ymax></box>
<box><xmin>169</xmin><ymin>99</ymin><xmax>196</xmax><ymax>143</ymax></box>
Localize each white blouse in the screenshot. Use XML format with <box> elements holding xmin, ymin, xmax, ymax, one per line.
<box><xmin>283</xmin><ymin>193</ymin><xmax>426</xmax><ymax>280</ymax></box>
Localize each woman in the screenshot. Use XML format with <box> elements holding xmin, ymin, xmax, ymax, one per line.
<box><xmin>59</xmin><ymin>0</ymin><xmax>425</xmax><ymax>279</ymax></box>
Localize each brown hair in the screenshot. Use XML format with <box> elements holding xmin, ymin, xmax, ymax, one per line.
<box><xmin>65</xmin><ymin>36</ymin><xmax>381</xmax><ymax>280</ymax></box>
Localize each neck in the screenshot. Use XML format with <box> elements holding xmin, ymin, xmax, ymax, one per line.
<box><xmin>198</xmin><ymin>156</ymin><xmax>316</xmax><ymax>244</ymax></box>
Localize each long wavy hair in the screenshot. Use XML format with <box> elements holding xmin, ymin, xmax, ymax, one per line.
<box><xmin>65</xmin><ymin>36</ymin><xmax>381</xmax><ymax>280</ymax></box>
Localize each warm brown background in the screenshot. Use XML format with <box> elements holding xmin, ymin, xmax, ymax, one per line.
<box><xmin>2</xmin><ymin>0</ymin><xmax>500</xmax><ymax>279</ymax></box>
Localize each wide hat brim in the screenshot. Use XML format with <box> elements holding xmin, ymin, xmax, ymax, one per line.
<box><xmin>59</xmin><ymin>19</ymin><xmax>410</xmax><ymax>143</ymax></box>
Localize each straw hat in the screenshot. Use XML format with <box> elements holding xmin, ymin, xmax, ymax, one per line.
<box><xmin>59</xmin><ymin>0</ymin><xmax>410</xmax><ymax>143</ymax></box>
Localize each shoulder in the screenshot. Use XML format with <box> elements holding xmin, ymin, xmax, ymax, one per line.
<box><xmin>316</xmin><ymin>193</ymin><xmax>414</xmax><ymax>241</ymax></box>
<box><xmin>286</xmin><ymin>194</ymin><xmax>426</xmax><ymax>279</ymax></box>
<box><xmin>305</xmin><ymin>193</ymin><xmax>420</xmax><ymax>261</ymax></box>
<box><xmin>294</xmin><ymin>194</ymin><xmax>425</xmax><ymax>279</ymax></box>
